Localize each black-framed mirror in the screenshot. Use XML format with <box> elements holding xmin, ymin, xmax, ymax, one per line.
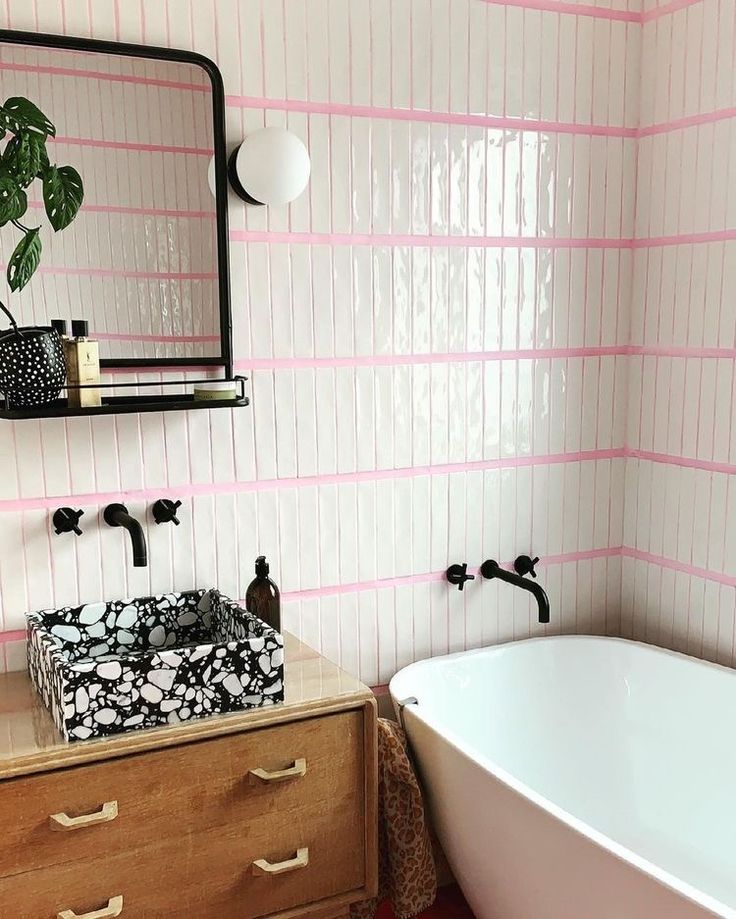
<box><xmin>0</xmin><ymin>29</ymin><xmax>233</xmax><ymax>376</ymax></box>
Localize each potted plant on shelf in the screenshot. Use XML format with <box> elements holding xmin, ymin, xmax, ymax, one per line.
<box><xmin>0</xmin><ymin>96</ymin><xmax>84</xmax><ymax>407</ymax></box>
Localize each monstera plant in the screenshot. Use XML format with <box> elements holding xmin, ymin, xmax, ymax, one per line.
<box><xmin>0</xmin><ymin>96</ymin><xmax>84</xmax><ymax>407</ymax></box>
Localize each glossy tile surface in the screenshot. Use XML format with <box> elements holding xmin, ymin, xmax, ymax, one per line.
<box><xmin>0</xmin><ymin>0</ymin><xmax>642</xmax><ymax>688</ymax></box>
<box><xmin>1</xmin><ymin>0</ymin><xmax>732</xmax><ymax>687</ymax></box>
<box><xmin>624</xmin><ymin>0</ymin><xmax>736</xmax><ymax>663</ymax></box>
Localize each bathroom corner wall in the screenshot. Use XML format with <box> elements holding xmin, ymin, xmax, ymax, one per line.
<box><xmin>623</xmin><ymin>0</ymin><xmax>736</xmax><ymax>663</ymax></box>
<box><xmin>0</xmin><ymin>0</ymin><xmax>639</xmax><ymax>684</ymax></box>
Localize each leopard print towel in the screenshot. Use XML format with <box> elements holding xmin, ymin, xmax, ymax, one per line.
<box><xmin>350</xmin><ymin>717</ymin><xmax>437</xmax><ymax>919</ymax></box>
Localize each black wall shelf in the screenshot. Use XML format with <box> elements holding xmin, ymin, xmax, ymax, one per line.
<box><xmin>0</xmin><ymin>376</ymin><xmax>249</xmax><ymax>420</ymax></box>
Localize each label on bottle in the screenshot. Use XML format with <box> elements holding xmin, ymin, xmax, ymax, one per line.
<box><xmin>65</xmin><ymin>340</ymin><xmax>101</xmax><ymax>407</ymax></box>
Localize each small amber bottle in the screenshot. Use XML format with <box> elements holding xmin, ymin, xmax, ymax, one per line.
<box><xmin>245</xmin><ymin>556</ymin><xmax>281</xmax><ymax>632</ymax></box>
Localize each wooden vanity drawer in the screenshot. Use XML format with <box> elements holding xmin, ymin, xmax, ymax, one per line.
<box><xmin>0</xmin><ymin>709</ymin><xmax>366</xmax><ymax>892</ymax></box>
<box><xmin>0</xmin><ymin>810</ymin><xmax>364</xmax><ymax>918</ymax></box>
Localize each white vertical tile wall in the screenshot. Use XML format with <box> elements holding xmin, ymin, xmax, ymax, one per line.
<box><xmin>623</xmin><ymin>0</ymin><xmax>736</xmax><ymax>667</ymax></box>
<box><xmin>1</xmin><ymin>0</ymin><xmax>728</xmax><ymax>685</ymax></box>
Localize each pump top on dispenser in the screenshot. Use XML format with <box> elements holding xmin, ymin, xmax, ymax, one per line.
<box><xmin>245</xmin><ymin>555</ymin><xmax>281</xmax><ymax>632</ymax></box>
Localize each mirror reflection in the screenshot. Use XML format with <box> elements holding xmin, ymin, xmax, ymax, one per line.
<box><xmin>0</xmin><ymin>43</ymin><xmax>221</xmax><ymax>362</ymax></box>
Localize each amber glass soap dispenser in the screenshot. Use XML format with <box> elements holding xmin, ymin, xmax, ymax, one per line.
<box><xmin>245</xmin><ymin>556</ymin><xmax>281</xmax><ymax>632</ymax></box>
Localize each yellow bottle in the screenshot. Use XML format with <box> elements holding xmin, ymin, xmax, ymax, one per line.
<box><xmin>64</xmin><ymin>320</ymin><xmax>101</xmax><ymax>408</ymax></box>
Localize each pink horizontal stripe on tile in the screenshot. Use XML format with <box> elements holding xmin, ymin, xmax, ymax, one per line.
<box><xmin>95</xmin><ymin>332</ymin><xmax>220</xmax><ymax>343</ymax></box>
<box><xmin>280</xmin><ymin>547</ymin><xmax>625</xmax><ymax>602</ymax></box>
<box><xmin>283</xmin><ymin>571</ymin><xmax>449</xmax><ymax>601</ymax></box>
<box><xmin>0</xmin><ymin>448</ymin><xmax>625</xmax><ymax>514</ymax></box>
<box><xmin>11</xmin><ymin>266</ymin><xmax>218</xmax><ymax>281</ymax></box>
<box><xmin>226</xmin><ymin>95</ymin><xmax>638</xmax><ymax>138</ymax></box>
<box><xmin>641</xmin><ymin>0</ymin><xmax>704</xmax><ymax>21</ymax></box>
<box><xmin>27</xmin><ymin>200</ymin><xmax>216</xmax><ymax>220</ymax></box>
<box><xmin>639</xmin><ymin>106</ymin><xmax>736</xmax><ymax>137</ymax></box>
<box><xmin>237</xmin><ymin>345</ymin><xmax>736</xmax><ymax>371</ymax></box>
<box><xmin>628</xmin><ymin>345</ymin><xmax>736</xmax><ymax>359</ymax></box>
<box><xmin>51</xmin><ymin>135</ymin><xmax>214</xmax><ymax>157</ymax></box>
<box><xmin>0</xmin><ymin>630</ymin><xmax>26</xmax><ymax>645</ymax></box>
<box><xmin>233</xmin><ymin>229</ymin><xmax>736</xmax><ymax>250</ymax></box>
<box><xmin>231</xmin><ymin>230</ymin><xmax>634</xmax><ymax>250</ymax></box>
<box><xmin>633</xmin><ymin>229</ymin><xmax>736</xmax><ymax>247</ymax></box>
<box><xmin>0</xmin><ymin>60</ymin><xmax>209</xmax><ymax>92</ymax></box>
<box><xmin>537</xmin><ymin>547</ymin><xmax>625</xmax><ymax>566</ymax></box>
<box><xmin>236</xmin><ymin>346</ymin><xmax>627</xmax><ymax>371</ymax></box>
<box><xmin>625</xmin><ymin>449</ymin><xmax>736</xmax><ymax>476</ymax></box>
<box><xmin>478</xmin><ymin>0</ymin><xmax>640</xmax><ymax>21</ymax></box>
<box><xmin>621</xmin><ymin>548</ymin><xmax>736</xmax><ymax>588</ymax></box>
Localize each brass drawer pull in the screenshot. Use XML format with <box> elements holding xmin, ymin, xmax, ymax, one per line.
<box><xmin>49</xmin><ymin>801</ymin><xmax>119</xmax><ymax>831</ymax></box>
<box><xmin>58</xmin><ymin>895</ymin><xmax>124</xmax><ymax>919</ymax></box>
<box><xmin>252</xmin><ymin>847</ymin><xmax>309</xmax><ymax>876</ymax></box>
<box><xmin>249</xmin><ymin>758</ymin><xmax>307</xmax><ymax>784</ymax></box>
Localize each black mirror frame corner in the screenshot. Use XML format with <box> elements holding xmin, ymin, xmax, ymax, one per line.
<box><xmin>0</xmin><ymin>28</ymin><xmax>234</xmax><ymax>379</ymax></box>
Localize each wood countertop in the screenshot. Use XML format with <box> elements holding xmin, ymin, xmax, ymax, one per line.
<box><xmin>0</xmin><ymin>634</ymin><xmax>375</xmax><ymax>780</ymax></box>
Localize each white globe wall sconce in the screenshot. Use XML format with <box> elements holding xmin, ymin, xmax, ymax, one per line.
<box><xmin>228</xmin><ymin>127</ymin><xmax>311</xmax><ymax>206</ymax></box>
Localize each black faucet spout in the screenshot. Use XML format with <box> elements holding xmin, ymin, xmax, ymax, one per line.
<box><xmin>480</xmin><ymin>559</ymin><xmax>550</xmax><ymax>623</ymax></box>
<box><xmin>103</xmin><ymin>503</ymin><xmax>148</xmax><ymax>567</ymax></box>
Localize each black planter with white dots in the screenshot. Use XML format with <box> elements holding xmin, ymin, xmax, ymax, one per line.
<box><xmin>0</xmin><ymin>326</ymin><xmax>66</xmax><ymax>408</ymax></box>
<box><xmin>26</xmin><ymin>589</ymin><xmax>284</xmax><ymax>742</ymax></box>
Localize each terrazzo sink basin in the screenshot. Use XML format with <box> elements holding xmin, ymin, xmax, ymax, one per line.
<box><xmin>26</xmin><ymin>589</ymin><xmax>284</xmax><ymax>742</ymax></box>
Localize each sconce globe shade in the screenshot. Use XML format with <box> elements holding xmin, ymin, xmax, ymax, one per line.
<box><xmin>228</xmin><ymin>127</ymin><xmax>311</xmax><ymax>206</ymax></box>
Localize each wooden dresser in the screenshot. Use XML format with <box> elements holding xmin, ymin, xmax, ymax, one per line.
<box><xmin>0</xmin><ymin>635</ymin><xmax>378</xmax><ymax>919</ymax></box>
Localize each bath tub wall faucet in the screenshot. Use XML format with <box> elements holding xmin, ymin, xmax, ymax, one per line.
<box><xmin>152</xmin><ymin>498</ymin><xmax>182</xmax><ymax>526</ymax></box>
<box><xmin>480</xmin><ymin>557</ymin><xmax>551</xmax><ymax>623</ymax></box>
<box><xmin>446</xmin><ymin>563</ymin><xmax>475</xmax><ymax>591</ymax></box>
<box><xmin>514</xmin><ymin>555</ymin><xmax>539</xmax><ymax>578</ymax></box>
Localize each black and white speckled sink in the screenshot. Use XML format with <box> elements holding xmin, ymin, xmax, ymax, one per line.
<box><xmin>26</xmin><ymin>589</ymin><xmax>284</xmax><ymax>742</ymax></box>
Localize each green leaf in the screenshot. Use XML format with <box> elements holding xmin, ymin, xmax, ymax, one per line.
<box><xmin>43</xmin><ymin>164</ymin><xmax>83</xmax><ymax>231</ymax></box>
<box><xmin>35</xmin><ymin>142</ymin><xmax>50</xmax><ymax>178</ymax></box>
<box><xmin>0</xmin><ymin>173</ymin><xmax>27</xmax><ymax>227</ymax></box>
<box><xmin>7</xmin><ymin>227</ymin><xmax>41</xmax><ymax>292</ymax></box>
<box><xmin>0</xmin><ymin>106</ymin><xmax>22</xmax><ymax>136</ymax></box>
<box><xmin>3</xmin><ymin>130</ymin><xmax>46</xmax><ymax>187</ymax></box>
<box><xmin>2</xmin><ymin>97</ymin><xmax>55</xmax><ymax>136</ymax></box>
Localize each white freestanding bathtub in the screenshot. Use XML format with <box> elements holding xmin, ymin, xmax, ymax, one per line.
<box><xmin>390</xmin><ymin>637</ymin><xmax>736</xmax><ymax>919</ymax></box>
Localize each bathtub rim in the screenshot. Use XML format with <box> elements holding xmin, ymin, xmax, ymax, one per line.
<box><xmin>389</xmin><ymin>636</ymin><xmax>733</xmax><ymax>919</ymax></box>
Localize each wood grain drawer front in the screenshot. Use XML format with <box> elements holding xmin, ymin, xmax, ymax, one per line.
<box><xmin>0</xmin><ymin>818</ymin><xmax>364</xmax><ymax>919</ymax></box>
<box><xmin>0</xmin><ymin>710</ymin><xmax>366</xmax><ymax>908</ymax></box>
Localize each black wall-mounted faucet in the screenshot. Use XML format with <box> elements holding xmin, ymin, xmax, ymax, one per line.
<box><xmin>480</xmin><ymin>556</ymin><xmax>550</xmax><ymax>623</ymax></box>
<box><xmin>152</xmin><ymin>498</ymin><xmax>182</xmax><ymax>526</ymax></box>
<box><xmin>52</xmin><ymin>507</ymin><xmax>84</xmax><ymax>536</ymax></box>
<box><xmin>103</xmin><ymin>503</ymin><xmax>148</xmax><ymax>567</ymax></box>
<box><xmin>446</xmin><ymin>563</ymin><xmax>475</xmax><ymax>591</ymax></box>
<box><xmin>514</xmin><ymin>555</ymin><xmax>539</xmax><ymax>578</ymax></box>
